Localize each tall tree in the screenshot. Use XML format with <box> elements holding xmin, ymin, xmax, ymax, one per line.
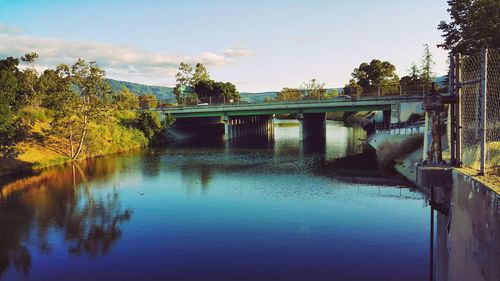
<box><xmin>438</xmin><ymin>0</ymin><xmax>500</xmax><ymax>54</ymax></box>
<box><xmin>40</xmin><ymin>64</ymin><xmax>80</xmax><ymax>158</ymax></box>
<box><xmin>192</xmin><ymin>63</ymin><xmax>210</xmax><ymax>86</ymax></box>
<box><xmin>174</xmin><ymin>62</ymin><xmax>193</xmax><ymax>88</ymax></box>
<box><xmin>69</xmin><ymin>59</ymin><xmax>112</xmax><ymax>160</ymax></box>
<box><xmin>0</xmin><ymin>56</ymin><xmax>29</xmax><ymax>158</ymax></box>
<box><xmin>420</xmin><ymin>44</ymin><xmax>435</xmax><ymax>84</ymax></box>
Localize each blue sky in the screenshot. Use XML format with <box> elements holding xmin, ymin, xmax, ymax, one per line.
<box><xmin>0</xmin><ymin>0</ymin><xmax>450</xmax><ymax>92</ymax></box>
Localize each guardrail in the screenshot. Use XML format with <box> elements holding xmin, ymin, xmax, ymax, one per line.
<box><xmin>158</xmin><ymin>95</ymin><xmax>426</xmax><ymax>111</ymax></box>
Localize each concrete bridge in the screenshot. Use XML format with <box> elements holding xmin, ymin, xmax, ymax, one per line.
<box><xmin>162</xmin><ymin>95</ymin><xmax>423</xmax><ymax>141</ymax></box>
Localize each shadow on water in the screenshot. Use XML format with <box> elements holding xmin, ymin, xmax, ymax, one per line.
<box><xmin>0</xmin><ymin>161</ymin><xmax>132</xmax><ymax>278</ymax></box>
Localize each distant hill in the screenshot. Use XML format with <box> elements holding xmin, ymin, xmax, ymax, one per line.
<box><xmin>107</xmin><ymin>78</ymin><xmax>283</xmax><ymax>102</ymax></box>
<box><xmin>107</xmin><ymin>79</ymin><xmax>174</xmax><ymax>100</ymax></box>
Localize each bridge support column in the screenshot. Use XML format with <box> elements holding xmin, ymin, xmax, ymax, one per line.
<box><xmin>223</xmin><ymin>115</ymin><xmax>274</xmax><ymax>141</ymax></box>
<box><xmin>299</xmin><ymin>113</ymin><xmax>326</xmax><ymax>141</ymax></box>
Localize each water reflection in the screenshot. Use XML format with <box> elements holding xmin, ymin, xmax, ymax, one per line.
<box><xmin>0</xmin><ymin>119</ymin><xmax>434</xmax><ymax>281</ymax></box>
<box><xmin>0</xmin><ymin>162</ymin><xmax>132</xmax><ymax>278</ymax></box>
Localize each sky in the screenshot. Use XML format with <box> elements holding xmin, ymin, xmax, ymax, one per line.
<box><xmin>0</xmin><ymin>0</ymin><xmax>450</xmax><ymax>92</ymax></box>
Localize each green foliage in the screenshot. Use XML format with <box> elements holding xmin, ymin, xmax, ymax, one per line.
<box><xmin>192</xmin><ymin>63</ymin><xmax>210</xmax><ymax>86</ymax></box>
<box><xmin>0</xmin><ymin>53</ymin><xmax>169</xmax><ymax>167</ymax></box>
<box><xmin>344</xmin><ymin>59</ymin><xmax>399</xmax><ymax>96</ymax></box>
<box><xmin>276</xmin><ymin>87</ymin><xmax>302</xmax><ymax>101</ymax></box>
<box><xmin>135</xmin><ymin>111</ymin><xmax>166</xmax><ymax>143</ymax></box>
<box><xmin>324</xmin><ymin>88</ymin><xmax>339</xmax><ymax>99</ymax></box>
<box><xmin>175</xmin><ymin>62</ymin><xmax>240</xmax><ymax>104</ymax></box>
<box><xmin>438</xmin><ymin>0</ymin><xmax>500</xmax><ymax>54</ymax></box>
<box><xmin>113</xmin><ymin>87</ymin><xmax>139</xmax><ymax>110</ymax></box>
<box><xmin>138</xmin><ymin>93</ymin><xmax>158</xmax><ymax>109</ymax></box>
<box><xmin>301</xmin><ymin>79</ymin><xmax>326</xmax><ymax>99</ymax></box>
<box><xmin>0</xmin><ymin>56</ymin><xmax>28</xmax><ymax>157</ymax></box>
<box><xmin>352</xmin><ymin>59</ymin><xmax>399</xmax><ymax>89</ymax></box>
<box><xmin>420</xmin><ymin>44</ymin><xmax>435</xmax><ymax>83</ymax></box>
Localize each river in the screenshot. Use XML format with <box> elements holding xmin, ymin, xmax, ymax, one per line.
<box><xmin>0</xmin><ymin>120</ymin><xmax>431</xmax><ymax>281</ymax></box>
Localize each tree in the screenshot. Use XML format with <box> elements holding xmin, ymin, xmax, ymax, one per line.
<box><xmin>343</xmin><ymin>79</ymin><xmax>363</xmax><ymax>97</ymax></box>
<box><xmin>69</xmin><ymin>59</ymin><xmax>112</xmax><ymax>160</ymax></box>
<box><xmin>263</xmin><ymin>96</ymin><xmax>273</xmax><ymax>103</ymax></box>
<box><xmin>113</xmin><ymin>87</ymin><xmax>139</xmax><ymax>110</ymax></box>
<box><xmin>18</xmin><ymin>52</ymin><xmax>42</xmax><ymax>107</ymax></box>
<box><xmin>0</xmin><ymin>56</ymin><xmax>28</xmax><ymax>157</ymax></box>
<box><xmin>138</xmin><ymin>93</ymin><xmax>157</xmax><ymax>109</ymax></box>
<box><xmin>213</xmin><ymin>81</ymin><xmax>239</xmax><ymax>102</ymax></box>
<box><xmin>192</xmin><ymin>63</ymin><xmax>210</xmax><ymax>86</ymax></box>
<box><xmin>420</xmin><ymin>44</ymin><xmax>435</xmax><ymax>84</ymax></box>
<box><xmin>400</xmin><ymin>63</ymin><xmax>421</xmax><ymax>85</ymax></box>
<box><xmin>438</xmin><ymin>0</ymin><xmax>500</xmax><ymax>54</ymax></box>
<box><xmin>175</xmin><ymin>62</ymin><xmax>193</xmax><ymax>88</ymax></box>
<box><xmin>136</xmin><ymin>111</ymin><xmax>163</xmax><ymax>140</ymax></box>
<box><xmin>352</xmin><ymin>59</ymin><xmax>399</xmax><ymax>89</ymax></box>
<box><xmin>276</xmin><ymin>88</ymin><xmax>302</xmax><ymax>101</ymax></box>
<box><xmin>324</xmin><ymin>88</ymin><xmax>339</xmax><ymax>99</ymax></box>
<box><xmin>301</xmin><ymin>79</ymin><xmax>326</xmax><ymax>99</ymax></box>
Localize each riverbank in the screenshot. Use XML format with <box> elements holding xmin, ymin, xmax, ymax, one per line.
<box><xmin>0</xmin><ymin>110</ymin><xmax>164</xmax><ymax>177</ymax></box>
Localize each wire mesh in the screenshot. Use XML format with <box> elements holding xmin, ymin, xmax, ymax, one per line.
<box><xmin>459</xmin><ymin>53</ymin><xmax>482</xmax><ymax>170</ymax></box>
<box><xmin>486</xmin><ymin>49</ymin><xmax>500</xmax><ymax>174</ymax></box>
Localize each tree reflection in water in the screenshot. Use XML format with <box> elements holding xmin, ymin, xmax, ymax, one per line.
<box><xmin>0</xmin><ymin>161</ymin><xmax>132</xmax><ymax>277</ymax></box>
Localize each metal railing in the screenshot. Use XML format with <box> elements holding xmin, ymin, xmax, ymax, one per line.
<box><xmin>158</xmin><ymin>95</ymin><xmax>424</xmax><ymax>112</ymax></box>
<box><xmin>375</xmin><ymin>121</ymin><xmax>425</xmax><ymax>135</ymax></box>
<box><xmin>449</xmin><ymin>48</ymin><xmax>500</xmax><ymax>175</ymax></box>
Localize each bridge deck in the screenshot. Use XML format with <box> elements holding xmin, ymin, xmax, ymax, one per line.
<box><xmin>162</xmin><ymin>96</ymin><xmax>423</xmax><ymax>118</ymax></box>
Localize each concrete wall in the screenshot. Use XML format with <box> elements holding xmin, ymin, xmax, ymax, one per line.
<box><xmin>373</xmin><ymin>101</ymin><xmax>423</xmax><ymax>123</ymax></box>
<box><xmin>434</xmin><ymin>170</ymin><xmax>500</xmax><ymax>281</ymax></box>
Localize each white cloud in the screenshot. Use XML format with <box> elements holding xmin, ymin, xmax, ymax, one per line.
<box><xmin>223</xmin><ymin>48</ymin><xmax>256</xmax><ymax>58</ymax></box>
<box><xmin>0</xmin><ymin>24</ymin><xmax>234</xmax><ymax>86</ymax></box>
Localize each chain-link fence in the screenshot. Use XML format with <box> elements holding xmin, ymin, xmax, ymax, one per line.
<box><xmin>486</xmin><ymin>49</ymin><xmax>500</xmax><ymax>174</ymax></box>
<box><xmin>453</xmin><ymin>48</ymin><xmax>500</xmax><ymax>175</ymax></box>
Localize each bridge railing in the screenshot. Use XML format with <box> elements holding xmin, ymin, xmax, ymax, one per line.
<box><xmin>375</xmin><ymin>121</ymin><xmax>425</xmax><ymax>135</ymax></box>
<box><xmin>356</xmin><ymin>82</ymin><xmax>448</xmax><ymax>97</ymax></box>
<box><xmin>157</xmin><ymin>83</ymin><xmax>441</xmax><ymax>110</ymax></box>
<box><xmin>158</xmin><ymin>94</ymin><xmax>425</xmax><ymax>111</ymax></box>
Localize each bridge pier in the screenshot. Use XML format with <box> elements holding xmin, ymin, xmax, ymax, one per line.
<box><xmin>223</xmin><ymin>115</ymin><xmax>274</xmax><ymax>141</ymax></box>
<box><xmin>299</xmin><ymin>113</ymin><xmax>326</xmax><ymax>141</ymax></box>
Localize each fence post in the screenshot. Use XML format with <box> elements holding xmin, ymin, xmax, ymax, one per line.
<box><xmin>479</xmin><ymin>48</ymin><xmax>488</xmax><ymax>175</ymax></box>
<box><xmin>449</xmin><ymin>54</ymin><xmax>456</xmax><ymax>164</ymax></box>
<box><xmin>454</xmin><ymin>53</ymin><xmax>462</xmax><ymax>166</ymax></box>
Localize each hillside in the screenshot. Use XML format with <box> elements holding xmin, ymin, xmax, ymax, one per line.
<box><xmin>107</xmin><ymin>79</ymin><xmax>174</xmax><ymax>99</ymax></box>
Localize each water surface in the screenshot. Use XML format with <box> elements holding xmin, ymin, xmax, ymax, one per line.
<box><xmin>0</xmin><ymin>121</ymin><xmax>430</xmax><ymax>281</ymax></box>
